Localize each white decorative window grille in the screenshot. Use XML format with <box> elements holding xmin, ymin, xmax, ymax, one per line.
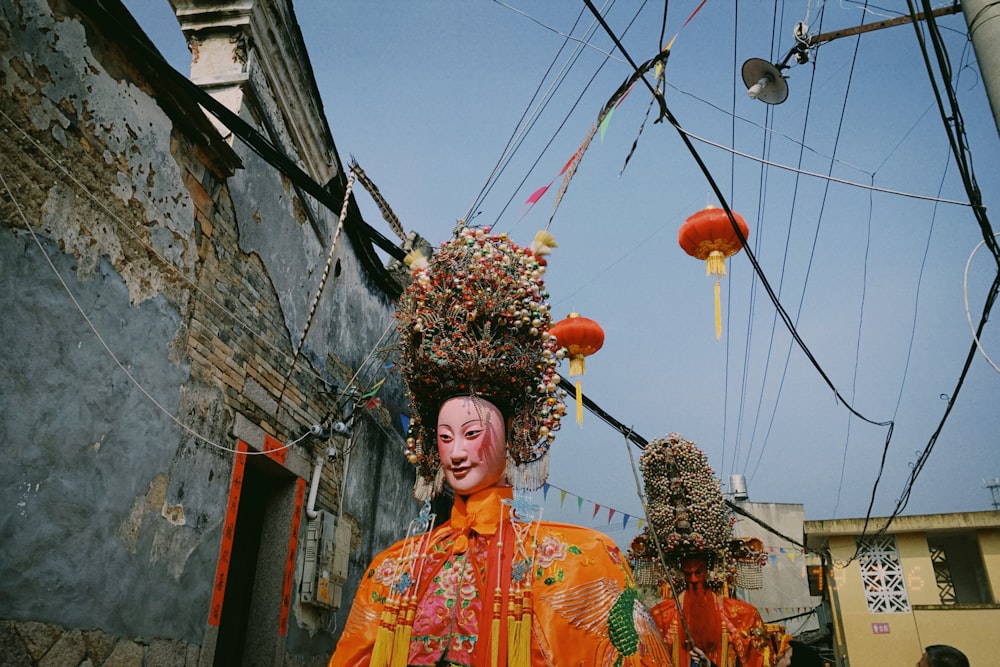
<box><xmin>858</xmin><ymin>535</ymin><xmax>911</xmax><ymax>613</ymax></box>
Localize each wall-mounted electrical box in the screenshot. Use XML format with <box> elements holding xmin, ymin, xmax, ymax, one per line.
<box><xmin>300</xmin><ymin>510</ymin><xmax>351</xmax><ymax>610</ymax></box>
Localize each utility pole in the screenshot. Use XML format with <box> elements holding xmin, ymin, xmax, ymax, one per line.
<box><xmin>962</xmin><ymin>0</ymin><xmax>1000</xmax><ymax>138</ymax></box>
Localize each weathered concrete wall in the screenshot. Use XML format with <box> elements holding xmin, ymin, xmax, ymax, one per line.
<box><xmin>0</xmin><ymin>0</ymin><xmax>419</xmax><ymax>663</ymax></box>
<box><xmin>0</xmin><ymin>0</ymin><xmax>224</xmax><ymax>645</ymax></box>
<box><xmin>731</xmin><ymin>502</ymin><xmax>822</xmax><ymax>631</ymax></box>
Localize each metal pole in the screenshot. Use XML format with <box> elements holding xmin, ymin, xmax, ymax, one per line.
<box><xmin>805</xmin><ymin>6</ymin><xmax>960</xmax><ymax>49</ymax></box>
<box><xmin>963</xmin><ymin>0</ymin><xmax>1000</xmax><ymax>139</ymax></box>
<box><xmin>779</xmin><ymin>5</ymin><xmax>961</xmax><ymax>67</ymax></box>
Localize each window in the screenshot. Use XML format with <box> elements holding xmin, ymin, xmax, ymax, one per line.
<box><xmin>807</xmin><ymin>564</ymin><xmax>825</xmax><ymax>597</ymax></box>
<box><xmin>928</xmin><ymin>534</ymin><xmax>992</xmax><ymax>605</ymax></box>
<box><xmin>930</xmin><ymin>544</ymin><xmax>957</xmax><ymax>604</ymax></box>
<box><xmin>858</xmin><ymin>535</ymin><xmax>911</xmax><ymax>613</ymax></box>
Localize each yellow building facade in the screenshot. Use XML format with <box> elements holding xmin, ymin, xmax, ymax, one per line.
<box><xmin>805</xmin><ymin>511</ymin><xmax>1000</xmax><ymax>667</ymax></box>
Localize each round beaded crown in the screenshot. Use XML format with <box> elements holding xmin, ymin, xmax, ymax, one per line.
<box><xmin>396</xmin><ymin>226</ymin><xmax>566</xmax><ymax>500</ymax></box>
<box><xmin>636</xmin><ymin>433</ymin><xmax>733</xmax><ymax>562</ymax></box>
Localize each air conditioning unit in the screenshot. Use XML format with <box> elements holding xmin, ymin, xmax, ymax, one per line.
<box><xmin>300</xmin><ymin>510</ymin><xmax>351</xmax><ymax>610</ymax></box>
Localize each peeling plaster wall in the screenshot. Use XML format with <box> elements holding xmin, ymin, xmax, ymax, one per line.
<box><xmin>0</xmin><ymin>235</ymin><xmax>212</xmax><ymax>641</ymax></box>
<box><xmin>0</xmin><ymin>0</ymin><xmax>419</xmax><ymax>661</ymax></box>
<box><xmin>0</xmin><ymin>0</ymin><xmax>224</xmax><ymax>644</ymax></box>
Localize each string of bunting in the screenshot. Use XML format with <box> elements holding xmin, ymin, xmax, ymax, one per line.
<box><xmin>763</xmin><ymin>545</ymin><xmax>806</xmax><ymax>563</ymax></box>
<box><xmin>542</xmin><ymin>482</ymin><xmax>644</xmax><ymax>532</ymax></box>
<box><xmin>519</xmin><ymin>0</ymin><xmax>710</xmax><ymax>223</ymax></box>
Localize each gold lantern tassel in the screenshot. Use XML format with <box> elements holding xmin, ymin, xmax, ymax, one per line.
<box><xmin>714</xmin><ymin>279</ymin><xmax>722</xmax><ymax>340</ymax></box>
<box><xmin>706</xmin><ymin>251</ymin><xmax>727</xmax><ymax>340</ymax></box>
<box><xmin>570</xmin><ymin>354</ymin><xmax>585</xmax><ymax>426</ymax></box>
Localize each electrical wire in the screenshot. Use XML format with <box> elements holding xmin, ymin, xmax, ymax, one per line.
<box><xmin>485</xmin><ymin>1</ymin><xmax>655</xmax><ymax>231</ymax></box>
<box><xmin>678</xmin><ymin>128</ymin><xmax>973</xmax><ymax>206</ymax></box>
<box><xmin>578</xmin><ymin>4</ymin><xmax>909</xmax><ymax>544</ymax></box>
<box><xmin>910</xmin><ymin>0</ymin><xmax>998</xmax><ymax>261</ymax></box>
<box><xmin>466</xmin><ymin>3</ymin><xmax>597</xmax><ymax>225</ymax></box>
<box><xmin>828</xmin><ymin>10</ymin><xmax>872</xmax><ymax>518</ymax></box>
<box><xmin>737</xmin><ymin>0</ymin><xmax>797</xmax><ymax>482</ymax></box>
<box><xmin>963</xmin><ymin>234</ymin><xmax>1000</xmax><ymax>373</ymax></box>
<box><xmin>827</xmin><ymin>0</ymin><xmax>1000</xmax><ymax>565</ymax></box>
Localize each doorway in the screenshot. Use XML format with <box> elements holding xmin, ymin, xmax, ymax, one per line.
<box><xmin>214</xmin><ymin>454</ymin><xmax>299</xmax><ymax>666</ymax></box>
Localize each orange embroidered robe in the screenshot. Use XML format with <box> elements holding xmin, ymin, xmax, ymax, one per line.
<box><xmin>329</xmin><ymin>487</ymin><xmax>671</xmax><ymax>667</ymax></box>
<box><xmin>650</xmin><ymin>592</ymin><xmax>770</xmax><ymax>667</ymax></box>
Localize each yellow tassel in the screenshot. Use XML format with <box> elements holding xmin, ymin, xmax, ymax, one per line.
<box><xmin>575</xmin><ymin>379</ymin><xmax>583</xmax><ymax>426</ymax></box>
<box><xmin>491</xmin><ymin>590</ymin><xmax>502</xmax><ymax>667</ymax></box>
<box><xmin>714</xmin><ymin>278</ymin><xmax>722</xmax><ymax>340</ymax></box>
<box><xmin>671</xmin><ymin>628</ymin><xmax>679</xmax><ymax>666</ymax></box>
<box><xmin>369</xmin><ymin>605</ymin><xmax>397</xmax><ymax>667</ymax></box>
<box><xmin>514</xmin><ymin>590</ymin><xmax>532</xmax><ymax>667</ymax></box>
<box><xmin>531</xmin><ymin>229</ymin><xmax>558</xmax><ymax>257</ymax></box>
<box><xmin>507</xmin><ymin>596</ymin><xmax>521</xmax><ymax>666</ymax></box>
<box><xmin>403</xmin><ymin>248</ymin><xmax>427</xmax><ymax>271</ymax></box>
<box><xmin>389</xmin><ymin>601</ymin><xmax>413</xmax><ymax>667</ymax></box>
<box><xmin>721</xmin><ymin>620</ymin><xmax>729</xmax><ymax>667</ymax></box>
<box><xmin>706</xmin><ymin>250</ymin><xmax>727</xmax><ymax>278</ymax></box>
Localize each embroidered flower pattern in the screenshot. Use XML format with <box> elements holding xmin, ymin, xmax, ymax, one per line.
<box><xmin>371</xmin><ymin>558</ymin><xmax>399</xmax><ymax>586</ymax></box>
<box><xmin>535</xmin><ymin>535</ymin><xmax>569</xmax><ymax>569</ymax></box>
<box><xmin>533</xmin><ymin>533</ymin><xmax>585</xmax><ymax>586</ymax></box>
<box><xmin>434</xmin><ymin>557</ymin><xmax>478</xmax><ymax>608</ymax></box>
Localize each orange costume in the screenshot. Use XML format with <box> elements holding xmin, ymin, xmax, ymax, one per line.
<box><xmin>329</xmin><ymin>486</ymin><xmax>671</xmax><ymax>667</ymax></box>
<box><xmin>650</xmin><ymin>591</ymin><xmax>770</xmax><ymax>667</ymax></box>
<box><xmin>330</xmin><ymin>228</ymin><xmax>672</xmax><ymax>666</ymax></box>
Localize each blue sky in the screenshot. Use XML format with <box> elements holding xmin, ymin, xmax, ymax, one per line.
<box><xmin>127</xmin><ymin>0</ymin><xmax>1000</xmax><ymax>548</ymax></box>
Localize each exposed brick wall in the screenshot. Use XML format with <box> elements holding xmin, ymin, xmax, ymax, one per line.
<box><xmin>0</xmin><ymin>0</ymin><xmax>417</xmax><ymax>661</ymax></box>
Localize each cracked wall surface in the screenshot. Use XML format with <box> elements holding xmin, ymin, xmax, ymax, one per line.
<box><xmin>0</xmin><ymin>0</ymin><xmax>417</xmax><ymax>663</ymax></box>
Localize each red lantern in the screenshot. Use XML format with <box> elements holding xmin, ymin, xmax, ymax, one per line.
<box><xmin>678</xmin><ymin>205</ymin><xmax>750</xmax><ymax>339</ymax></box>
<box><xmin>549</xmin><ymin>313</ymin><xmax>604</xmax><ymax>425</ymax></box>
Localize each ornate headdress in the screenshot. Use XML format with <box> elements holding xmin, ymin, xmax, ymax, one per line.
<box><xmin>630</xmin><ymin>433</ymin><xmax>734</xmax><ymax>588</ymax></box>
<box><xmin>396</xmin><ymin>226</ymin><xmax>566</xmax><ymax>500</ymax></box>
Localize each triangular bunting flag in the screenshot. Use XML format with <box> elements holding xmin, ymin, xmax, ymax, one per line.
<box><xmin>360</xmin><ymin>377</ymin><xmax>386</xmax><ymax>399</ymax></box>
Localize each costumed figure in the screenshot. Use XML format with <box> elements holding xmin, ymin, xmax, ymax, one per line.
<box><xmin>328</xmin><ymin>226</ymin><xmax>671</xmax><ymax>667</ymax></box>
<box><xmin>629</xmin><ymin>433</ymin><xmax>775</xmax><ymax>667</ymax></box>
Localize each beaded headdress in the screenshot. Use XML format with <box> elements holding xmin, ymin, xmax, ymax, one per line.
<box><xmin>397</xmin><ymin>226</ymin><xmax>566</xmax><ymax>501</ymax></box>
<box><xmin>630</xmin><ymin>433</ymin><xmax>734</xmax><ymax>587</ymax></box>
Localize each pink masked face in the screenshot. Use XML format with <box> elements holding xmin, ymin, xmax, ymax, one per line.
<box><xmin>437</xmin><ymin>396</ymin><xmax>507</xmax><ymax>496</ymax></box>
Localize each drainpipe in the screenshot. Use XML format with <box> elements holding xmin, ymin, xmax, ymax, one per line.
<box><xmin>305</xmin><ymin>421</ymin><xmax>347</xmax><ymax>520</ymax></box>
